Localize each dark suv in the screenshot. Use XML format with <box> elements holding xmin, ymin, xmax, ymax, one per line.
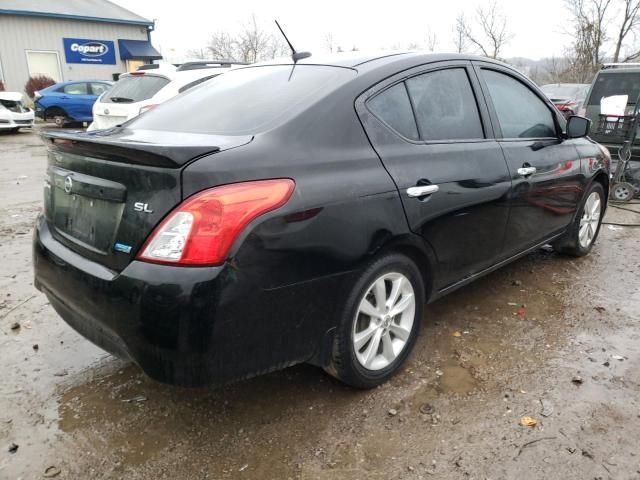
<box><xmin>33</xmin><ymin>53</ymin><xmax>609</xmax><ymax>388</ymax></box>
<box><xmin>582</xmin><ymin>64</ymin><xmax>640</xmax><ymax>158</ymax></box>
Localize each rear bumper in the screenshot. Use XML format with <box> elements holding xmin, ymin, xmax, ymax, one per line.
<box><xmin>33</xmin><ymin>216</ymin><xmax>343</xmax><ymax>386</ymax></box>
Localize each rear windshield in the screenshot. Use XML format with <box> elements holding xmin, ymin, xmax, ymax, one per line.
<box><xmin>102</xmin><ymin>75</ymin><xmax>170</xmax><ymax>104</ymax></box>
<box><xmin>129</xmin><ymin>65</ymin><xmax>356</xmax><ymax>135</ymax></box>
<box><xmin>588</xmin><ymin>72</ymin><xmax>640</xmax><ymax>105</ymax></box>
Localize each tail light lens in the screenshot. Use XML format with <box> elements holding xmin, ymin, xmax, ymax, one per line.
<box><xmin>138</xmin><ymin>179</ymin><xmax>295</xmax><ymax>266</ymax></box>
<box><xmin>139</xmin><ymin>104</ymin><xmax>157</xmax><ymax>115</ymax></box>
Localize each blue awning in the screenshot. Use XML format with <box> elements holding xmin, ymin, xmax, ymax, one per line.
<box><xmin>118</xmin><ymin>39</ymin><xmax>162</xmax><ymax>60</ymax></box>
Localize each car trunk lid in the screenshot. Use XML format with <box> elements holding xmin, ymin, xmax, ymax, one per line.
<box><xmin>42</xmin><ymin>128</ymin><xmax>252</xmax><ymax>272</ymax></box>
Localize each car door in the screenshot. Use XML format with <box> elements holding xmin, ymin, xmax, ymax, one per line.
<box><xmin>357</xmin><ymin>62</ymin><xmax>512</xmax><ymax>290</ymax></box>
<box><xmin>61</xmin><ymin>82</ymin><xmax>94</xmax><ymax>121</ymax></box>
<box><xmin>473</xmin><ymin>63</ymin><xmax>585</xmax><ymax>256</ymax></box>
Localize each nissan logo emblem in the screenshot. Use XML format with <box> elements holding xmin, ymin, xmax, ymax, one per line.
<box><xmin>64</xmin><ymin>176</ymin><xmax>73</xmax><ymax>194</ymax></box>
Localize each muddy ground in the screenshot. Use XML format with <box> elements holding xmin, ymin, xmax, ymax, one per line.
<box><xmin>1</xmin><ymin>128</ymin><xmax>639</xmax><ymax>480</ymax></box>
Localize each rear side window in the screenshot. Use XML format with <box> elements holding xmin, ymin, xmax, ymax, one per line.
<box><xmin>588</xmin><ymin>72</ymin><xmax>640</xmax><ymax>106</ymax></box>
<box><xmin>91</xmin><ymin>82</ymin><xmax>111</xmax><ymax>96</ymax></box>
<box><xmin>130</xmin><ymin>65</ymin><xmax>355</xmax><ymax>135</ymax></box>
<box><xmin>368</xmin><ymin>83</ymin><xmax>419</xmax><ymax>140</ymax></box>
<box><xmin>63</xmin><ymin>83</ymin><xmax>88</xmax><ymax>95</ymax></box>
<box><xmin>406</xmin><ymin>68</ymin><xmax>484</xmax><ymax>141</ymax></box>
<box><xmin>102</xmin><ymin>75</ymin><xmax>169</xmax><ymax>103</ymax></box>
<box><xmin>481</xmin><ymin>69</ymin><xmax>556</xmax><ymax>138</ymax></box>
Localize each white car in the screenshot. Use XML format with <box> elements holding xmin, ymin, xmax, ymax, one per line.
<box><xmin>88</xmin><ymin>62</ymin><xmax>244</xmax><ymax>131</ymax></box>
<box><xmin>0</xmin><ymin>92</ymin><xmax>35</xmax><ymax>132</ymax></box>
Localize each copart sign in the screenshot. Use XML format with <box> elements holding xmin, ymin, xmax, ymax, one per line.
<box><xmin>63</xmin><ymin>38</ymin><xmax>116</xmax><ymax>65</ymax></box>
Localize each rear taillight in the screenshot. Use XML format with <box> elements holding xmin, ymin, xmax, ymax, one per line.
<box><xmin>139</xmin><ymin>104</ymin><xmax>157</xmax><ymax>115</ymax></box>
<box><xmin>557</xmin><ymin>102</ymin><xmax>577</xmax><ymax>112</ymax></box>
<box><xmin>138</xmin><ymin>179</ymin><xmax>295</xmax><ymax>266</ymax></box>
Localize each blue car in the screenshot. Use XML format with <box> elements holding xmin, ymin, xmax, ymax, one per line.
<box><xmin>34</xmin><ymin>80</ymin><xmax>112</xmax><ymax>126</ymax></box>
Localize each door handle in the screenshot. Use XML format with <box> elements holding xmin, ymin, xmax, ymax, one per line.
<box><xmin>517</xmin><ymin>166</ymin><xmax>537</xmax><ymax>177</ymax></box>
<box><xmin>406</xmin><ymin>184</ymin><xmax>439</xmax><ymax>198</ymax></box>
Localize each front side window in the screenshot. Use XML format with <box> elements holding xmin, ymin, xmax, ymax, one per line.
<box><xmin>62</xmin><ymin>83</ymin><xmax>88</xmax><ymax>95</ymax></box>
<box><xmin>406</xmin><ymin>68</ymin><xmax>484</xmax><ymax>141</ymax></box>
<box><xmin>367</xmin><ymin>82</ymin><xmax>419</xmax><ymax>140</ymax></box>
<box><xmin>482</xmin><ymin>69</ymin><xmax>557</xmax><ymax>138</ymax></box>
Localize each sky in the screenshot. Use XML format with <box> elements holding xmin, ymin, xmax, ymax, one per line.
<box><xmin>112</xmin><ymin>0</ymin><xmax>575</xmax><ymax>61</ymax></box>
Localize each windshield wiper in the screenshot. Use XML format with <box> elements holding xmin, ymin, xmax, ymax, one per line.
<box><xmin>109</xmin><ymin>96</ymin><xmax>134</xmax><ymax>103</ymax></box>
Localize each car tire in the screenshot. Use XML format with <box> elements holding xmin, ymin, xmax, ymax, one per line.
<box><xmin>553</xmin><ymin>182</ymin><xmax>605</xmax><ymax>257</ymax></box>
<box><xmin>325</xmin><ymin>253</ymin><xmax>425</xmax><ymax>389</ymax></box>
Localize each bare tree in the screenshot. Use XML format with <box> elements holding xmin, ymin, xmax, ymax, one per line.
<box><xmin>453</xmin><ymin>13</ymin><xmax>469</xmax><ymax>53</ymax></box>
<box><xmin>207</xmin><ymin>31</ymin><xmax>237</xmax><ymax>61</ymax></box>
<box><xmin>565</xmin><ymin>0</ymin><xmax>612</xmax><ymax>81</ymax></box>
<box><xmin>460</xmin><ymin>2</ymin><xmax>513</xmax><ymax>59</ymax></box>
<box><xmin>324</xmin><ymin>33</ymin><xmax>335</xmax><ymax>53</ymax></box>
<box><xmin>426</xmin><ymin>31</ymin><xmax>437</xmax><ymax>52</ymax></box>
<box><xmin>206</xmin><ymin>15</ymin><xmax>291</xmax><ymax>63</ymax></box>
<box><xmin>613</xmin><ymin>0</ymin><xmax>640</xmax><ymax>61</ymax></box>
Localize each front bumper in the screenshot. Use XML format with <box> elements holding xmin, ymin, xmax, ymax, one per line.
<box><xmin>33</xmin><ymin>216</ymin><xmax>339</xmax><ymax>386</ymax></box>
<box><xmin>0</xmin><ymin>111</ymin><xmax>34</xmax><ymax>129</ymax></box>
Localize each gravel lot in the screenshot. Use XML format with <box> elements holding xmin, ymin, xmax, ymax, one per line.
<box><xmin>1</xmin><ymin>127</ymin><xmax>640</xmax><ymax>480</ymax></box>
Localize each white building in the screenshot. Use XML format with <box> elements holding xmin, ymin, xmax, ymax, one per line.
<box><xmin>0</xmin><ymin>0</ymin><xmax>162</xmax><ymax>91</ymax></box>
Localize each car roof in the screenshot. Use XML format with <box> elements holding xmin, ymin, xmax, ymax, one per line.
<box><xmin>250</xmin><ymin>51</ymin><xmax>510</xmax><ymax>73</ymax></box>
<box><xmin>598</xmin><ymin>67</ymin><xmax>640</xmax><ymax>74</ymax></box>
<box><xmin>0</xmin><ymin>91</ymin><xmax>24</xmax><ymax>101</ymax></box>
<box><xmin>541</xmin><ymin>83</ymin><xmax>589</xmax><ymax>87</ymax></box>
<box><xmin>50</xmin><ymin>80</ymin><xmax>112</xmax><ymax>87</ymax></box>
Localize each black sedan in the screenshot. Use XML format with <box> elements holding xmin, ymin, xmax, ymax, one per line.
<box><xmin>33</xmin><ymin>52</ymin><xmax>610</xmax><ymax>388</ymax></box>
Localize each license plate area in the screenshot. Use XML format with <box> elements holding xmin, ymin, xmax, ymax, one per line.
<box><xmin>49</xmin><ymin>167</ymin><xmax>126</xmax><ymax>254</ymax></box>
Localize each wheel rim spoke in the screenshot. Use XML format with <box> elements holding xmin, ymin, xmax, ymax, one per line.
<box><xmin>362</xmin><ymin>329</ymin><xmax>383</xmax><ymax>368</ymax></box>
<box><xmin>591</xmin><ymin>198</ymin><xmax>601</xmax><ymax>218</ymax></box>
<box><xmin>354</xmin><ymin>325</ymin><xmax>377</xmax><ymax>350</ymax></box>
<box><xmin>381</xmin><ymin>331</ymin><xmax>395</xmax><ymax>362</ymax></box>
<box><xmin>386</xmin><ymin>277</ymin><xmax>403</xmax><ymax>310</ymax></box>
<box><xmin>579</xmin><ymin>224</ymin><xmax>589</xmax><ymax>245</ymax></box>
<box><xmin>390</xmin><ymin>323</ymin><xmax>411</xmax><ymax>341</ymax></box>
<box><xmin>373</xmin><ymin>278</ymin><xmax>386</xmax><ymax>310</ymax></box>
<box><xmin>359</xmin><ymin>299</ymin><xmax>380</xmax><ymax>318</ymax></box>
<box><xmin>390</xmin><ymin>294</ymin><xmax>413</xmax><ymax>317</ymax></box>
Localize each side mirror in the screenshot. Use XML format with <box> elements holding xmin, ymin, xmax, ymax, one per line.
<box><xmin>566</xmin><ymin>115</ymin><xmax>591</xmax><ymax>138</ymax></box>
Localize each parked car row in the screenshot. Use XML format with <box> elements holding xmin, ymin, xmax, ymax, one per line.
<box><xmin>34</xmin><ymin>80</ymin><xmax>112</xmax><ymax>126</ymax></box>
<box><xmin>24</xmin><ymin>61</ymin><xmax>243</xmax><ymax>130</ymax></box>
<box><xmin>88</xmin><ymin>61</ymin><xmax>245</xmax><ymax>131</ymax></box>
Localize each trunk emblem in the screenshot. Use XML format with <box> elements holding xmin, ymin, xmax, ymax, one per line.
<box><xmin>134</xmin><ymin>202</ymin><xmax>153</xmax><ymax>213</ymax></box>
<box><xmin>64</xmin><ymin>176</ymin><xmax>73</xmax><ymax>194</ymax></box>
<box><xmin>104</xmin><ymin>108</ymin><xmax>110</xmax><ymax>114</ymax></box>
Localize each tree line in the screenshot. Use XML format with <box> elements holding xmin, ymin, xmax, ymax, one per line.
<box><xmin>194</xmin><ymin>1</ymin><xmax>640</xmax><ymax>84</ymax></box>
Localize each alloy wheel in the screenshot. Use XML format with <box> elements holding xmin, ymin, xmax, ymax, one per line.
<box><xmin>578</xmin><ymin>191</ymin><xmax>602</xmax><ymax>249</ymax></box>
<box><xmin>352</xmin><ymin>272</ymin><xmax>416</xmax><ymax>371</ymax></box>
